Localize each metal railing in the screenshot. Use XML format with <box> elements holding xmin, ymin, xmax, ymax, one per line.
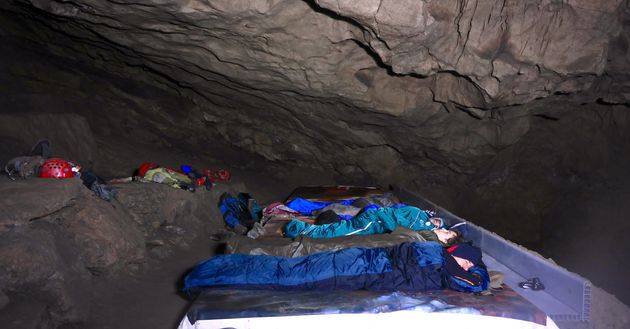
<box><xmin>394</xmin><ymin>186</ymin><xmax>591</xmax><ymax>322</ymax></box>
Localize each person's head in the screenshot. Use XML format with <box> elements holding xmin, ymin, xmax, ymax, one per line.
<box><xmin>447</xmin><ymin>244</ymin><xmax>482</xmax><ymax>271</ymax></box>
<box><xmin>433</xmin><ymin>228</ymin><xmax>463</xmax><ymax>247</ymax></box>
<box><xmin>429</xmin><ymin>217</ymin><xmax>444</xmax><ymax>228</ymax></box>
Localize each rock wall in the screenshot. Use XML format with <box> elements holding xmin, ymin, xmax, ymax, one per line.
<box><xmin>0</xmin><ymin>177</ymin><xmax>237</xmax><ymax>327</ymax></box>
<box><xmin>1</xmin><ymin>0</ymin><xmax>627</xmax><ymax>183</ymax></box>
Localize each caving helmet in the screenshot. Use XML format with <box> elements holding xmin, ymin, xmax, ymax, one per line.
<box><xmin>138</xmin><ymin>162</ymin><xmax>159</xmax><ymax>177</ymax></box>
<box><xmin>215</xmin><ymin>169</ymin><xmax>231</xmax><ymax>182</ymax></box>
<box><xmin>38</xmin><ymin>158</ymin><xmax>80</xmax><ymax>179</ymax></box>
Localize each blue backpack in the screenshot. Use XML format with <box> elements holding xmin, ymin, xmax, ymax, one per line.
<box><xmin>218</xmin><ymin>193</ymin><xmax>254</xmax><ymax>229</ymax></box>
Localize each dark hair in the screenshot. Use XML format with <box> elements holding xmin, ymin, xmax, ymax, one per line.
<box><xmin>443</xmin><ymin>230</ymin><xmax>464</xmax><ymax>247</ymax></box>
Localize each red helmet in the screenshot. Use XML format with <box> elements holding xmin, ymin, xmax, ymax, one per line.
<box><xmin>138</xmin><ymin>162</ymin><xmax>159</xmax><ymax>177</ymax></box>
<box><xmin>39</xmin><ymin>158</ymin><xmax>79</xmax><ymax>179</ymax></box>
<box><xmin>216</xmin><ymin>169</ymin><xmax>231</xmax><ymax>182</ymax></box>
<box><xmin>204</xmin><ymin>168</ymin><xmax>231</xmax><ymax>182</ymax></box>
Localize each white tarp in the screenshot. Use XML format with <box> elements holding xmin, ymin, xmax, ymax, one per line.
<box><xmin>178</xmin><ymin>311</ymin><xmax>560</xmax><ymax>329</ymax></box>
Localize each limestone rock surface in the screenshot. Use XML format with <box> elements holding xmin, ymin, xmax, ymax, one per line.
<box><xmin>1</xmin><ymin>0</ymin><xmax>628</xmax><ymax>183</ymax></box>
<box><xmin>0</xmin><ymin>177</ymin><xmax>235</xmax><ymax>327</ymax></box>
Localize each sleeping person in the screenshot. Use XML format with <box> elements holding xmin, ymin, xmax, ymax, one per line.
<box><xmin>184</xmin><ymin>242</ymin><xmax>489</xmax><ymax>294</ymax></box>
<box><xmin>226</xmin><ymin>226</ymin><xmax>463</xmax><ymax>257</ymax></box>
<box><xmin>283</xmin><ymin>205</ymin><xmax>446</xmax><ymax>239</ymax></box>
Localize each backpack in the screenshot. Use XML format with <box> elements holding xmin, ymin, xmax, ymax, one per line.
<box><xmin>218</xmin><ymin>193</ymin><xmax>254</xmax><ymax>231</ymax></box>
<box><xmin>4</xmin><ymin>155</ymin><xmax>45</xmax><ymax>180</ymax></box>
<box><xmin>3</xmin><ymin>139</ymin><xmax>51</xmax><ymax>180</ymax></box>
<box><xmin>28</xmin><ymin>139</ymin><xmax>52</xmax><ymax>158</ymax></box>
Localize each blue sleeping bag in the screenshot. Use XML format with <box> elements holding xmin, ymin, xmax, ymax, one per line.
<box><xmin>285</xmin><ymin>197</ymin><xmax>354</xmax><ymax>215</ymax></box>
<box><xmin>184</xmin><ymin>242</ymin><xmax>446</xmax><ymax>293</ymax></box>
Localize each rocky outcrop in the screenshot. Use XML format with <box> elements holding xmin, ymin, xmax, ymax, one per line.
<box><xmin>0</xmin><ymin>177</ymin><xmax>235</xmax><ymax>327</ymax></box>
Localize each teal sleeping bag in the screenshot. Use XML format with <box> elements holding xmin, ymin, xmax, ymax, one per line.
<box><xmin>284</xmin><ymin>205</ymin><xmax>440</xmax><ymax>239</ymax></box>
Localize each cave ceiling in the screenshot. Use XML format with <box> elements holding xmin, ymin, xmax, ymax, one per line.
<box><xmin>1</xmin><ymin>0</ymin><xmax>629</xmax><ymax>195</ymax></box>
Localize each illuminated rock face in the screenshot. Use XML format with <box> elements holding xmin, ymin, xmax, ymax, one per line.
<box><xmin>6</xmin><ymin>0</ymin><xmax>625</xmax><ymax>107</ymax></box>
<box><xmin>1</xmin><ymin>0</ymin><xmax>630</xmax><ymax>319</ymax></box>
<box><xmin>0</xmin><ymin>1</ymin><xmax>626</xmax><ymax>177</ymax></box>
<box><xmin>1</xmin><ymin>0</ymin><xmax>629</xmax><ymax>214</ymax></box>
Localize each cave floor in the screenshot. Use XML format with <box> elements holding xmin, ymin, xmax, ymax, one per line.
<box><xmin>82</xmin><ymin>237</ymin><xmax>219</xmax><ymax>329</ymax></box>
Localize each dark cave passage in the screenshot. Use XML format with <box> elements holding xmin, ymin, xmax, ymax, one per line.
<box><xmin>1</xmin><ymin>1</ymin><xmax>630</xmax><ymax>328</ymax></box>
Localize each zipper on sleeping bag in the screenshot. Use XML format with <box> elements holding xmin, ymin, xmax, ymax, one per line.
<box><xmin>344</xmin><ymin>220</ymin><xmax>378</xmax><ymax>236</ymax></box>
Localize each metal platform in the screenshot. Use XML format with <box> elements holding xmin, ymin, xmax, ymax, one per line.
<box><xmin>393</xmin><ymin>186</ymin><xmax>591</xmax><ymax>322</ymax></box>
